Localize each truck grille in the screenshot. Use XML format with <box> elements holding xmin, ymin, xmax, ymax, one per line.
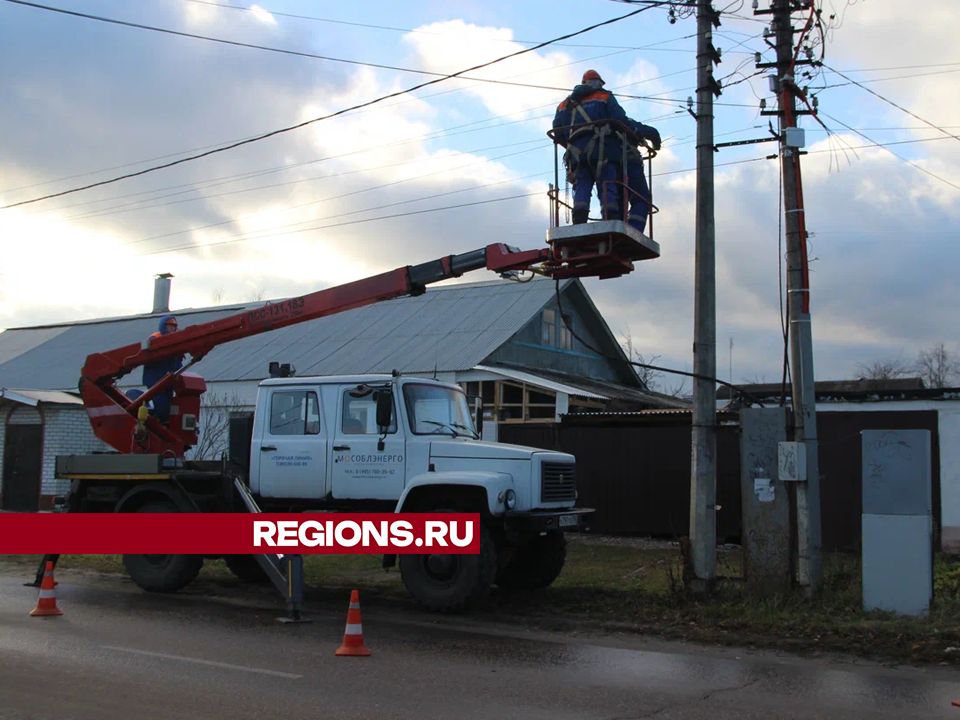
<box><xmin>541</xmin><ymin>462</ymin><xmax>576</xmax><ymax>503</ymax></box>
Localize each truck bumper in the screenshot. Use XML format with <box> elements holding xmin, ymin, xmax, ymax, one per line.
<box><xmin>503</xmin><ymin>507</ymin><xmax>594</xmax><ymax>542</ymax></box>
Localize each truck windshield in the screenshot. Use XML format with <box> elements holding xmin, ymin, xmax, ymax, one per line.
<box><xmin>402</xmin><ymin>384</ymin><xmax>478</xmax><ymax>438</ymax></box>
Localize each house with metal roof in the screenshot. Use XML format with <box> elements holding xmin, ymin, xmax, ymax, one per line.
<box><xmin>0</xmin><ymin>274</ymin><xmax>685</xmax><ymax>511</ymax></box>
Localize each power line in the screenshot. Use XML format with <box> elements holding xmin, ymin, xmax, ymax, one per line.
<box><xmin>181</xmin><ymin>0</ymin><xmax>695</xmax><ymax>52</ymax></box>
<box><xmin>137</xmin><ymin>170</ymin><xmax>552</xmax><ymax>255</ymax></box>
<box><xmin>115</xmin><ymin>143</ymin><xmax>550</xmax><ymax>239</ymax></box>
<box><xmin>826</xmin><ymin>61</ymin><xmax>960</xmax><ymax>73</ymax></box>
<box><xmin>175</xmin><ymin>135</ymin><xmax>957</xmax><ymax>255</ymax></box>
<box><xmin>804</xmin><ymin>125</ymin><xmax>960</xmax><ymax>132</ymax></box>
<box><xmin>20</xmin><ymin>58</ymin><xmax>696</xmax><ymax>215</ymax></box>
<box><xmin>817</xmin><ymin>67</ymin><xmax>960</xmax><ymax>91</ymax></box>
<box><xmin>48</xmin><ymin>98</ymin><xmax>688</xmax><ymax>220</ymax></box>
<box><xmin>70</xmin><ymin>141</ymin><xmax>549</xmax><ymax>223</ymax></box>
<box><xmin>823</xmin><ymin>64</ymin><xmax>960</xmax><ymax>144</ymax></box>
<box><xmin>20</xmin><ymin>62</ymin><xmax>704</xmax><ymax>218</ymax></box>
<box><xmin>819</xmin><ymin>113</ymin><xmax>960</xmax><ymax>193</ymax></box>
<box><xmin>3</xmin><ymin>32</ymin><xmax>697</xmax><ymax>197</ymax></box>
<box><xmin>552</xmin><ymin>281</ymin><xmax>763</xmax><ymax>405</ymax></box>
<box><xmin>1</xmin><ymin>0</ymin><xmax>677</xmax><ymax>98</ymax></box>
<box><xmin>1</xmin><ymin>132</ymin><xmax>267</xmax><ymax>195</ymax></box>
<box><xmin>139</xmin><ymin>155</ymin><xmax>772</xmax><ymax>257</ymax></box>
<box><xmin>134</xmin><ymin>192</ymin><xmax>542</xmax><ymax>257</ymax></box>
<box><xmin>115</xmin><ymin>133</ymin><xmax>956</xmax><ymax>257</ymax></box>
<box><xmin>0</xmin><ymin>2</ymin><xmax>657</xmax><ymax>209</ymax></box>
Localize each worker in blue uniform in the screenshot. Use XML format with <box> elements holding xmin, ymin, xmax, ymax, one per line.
<box><xmin>552</xmin><ymin>70</ymin><xmax>661</xmax><ymax>226</ymax></box>
<box><xmin>142</xmin><ymin>314</ymin><xmax>183</xmax><ymax>425</ymax></box>
<box><xmin>622</xmin><ymin>119</ymin><xmax>662</xmax><ymax>234</ymax></box>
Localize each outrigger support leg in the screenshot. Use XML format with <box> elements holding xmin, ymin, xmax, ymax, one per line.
<box><xmin>276</xmin><ymin>554</ymin><xmax>311</xmax><ymax>624</ymax></box>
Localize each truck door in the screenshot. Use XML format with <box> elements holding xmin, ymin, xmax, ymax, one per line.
<box><xmin>258</xmin><ymin>387</ymin><xmax>327</xmax><ymax>499</ymax></box>
<box><xmin>331</xmin><ymin>384</ymin><xmax>405</xmax><ymax>501</ymax></box>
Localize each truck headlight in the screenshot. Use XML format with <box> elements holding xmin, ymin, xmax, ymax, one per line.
<box><xmin>504</xmin><ymin>489</ymin><xmax>517</xmax><ymax>510</ymax></box>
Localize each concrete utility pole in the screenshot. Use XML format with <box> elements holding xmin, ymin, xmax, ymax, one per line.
<box><xmin>770</xmin><ymin>0</ymin><xmax>823</xmax><ymax>593</ymax></box>
<box><xmin>689</xmin><ymin>0</ymin><xmax>721</xmax><ymax>594</ymax></box>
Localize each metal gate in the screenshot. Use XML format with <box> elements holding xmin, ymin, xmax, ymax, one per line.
<box><xmin>2</xmin><ymin>425</ymin><xmax>43</xmax><ymax>512</ymax></box>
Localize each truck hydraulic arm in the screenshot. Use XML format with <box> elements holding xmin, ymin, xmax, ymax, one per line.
<box><xmin>78</xmin><ymin>243</ymin><xmax>551</xmax><ymax>456</ymax></box>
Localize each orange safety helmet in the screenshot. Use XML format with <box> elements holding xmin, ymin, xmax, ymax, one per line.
<box><xmin>582</xmin><ymin>69</ymin><xmax>604</xmax><ymax>85</ymax></box>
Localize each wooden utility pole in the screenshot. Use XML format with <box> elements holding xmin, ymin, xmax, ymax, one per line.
<box><xmin>689</xmin><ymin>0</ymin><xmax>722</xmax><ymax>594</ymax></box>
<box><xmin>768</xmin><ymin>0</ymin><xmax>823</xmax><ymax>593</ymax></box>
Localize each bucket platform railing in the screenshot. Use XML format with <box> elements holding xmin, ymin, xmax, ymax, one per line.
<box><xmin>544</xmin><ymin>119</ymin><xmax>661</xmax><ymax>280</ymax></box>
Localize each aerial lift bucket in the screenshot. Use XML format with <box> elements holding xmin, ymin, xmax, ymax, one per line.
<box><xmin>544</xmin><ymin>120</ymin><xmax>661</xmax><ymax>280</ymax></box>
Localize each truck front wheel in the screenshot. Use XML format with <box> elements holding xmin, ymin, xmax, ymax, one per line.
<box><xmin>399</xmin><ymin>523</ymin><xmax>497</xmax><ymax>613</ymax></box>
<box><xmin>122</xmin><ymin>500</ymin><xmax>204</xmax><ymax>593</ymax></box>
<box><xmin>495</xmin><ymin>530</ymin><xmax>567</xmax><ymax>591</ymax></box>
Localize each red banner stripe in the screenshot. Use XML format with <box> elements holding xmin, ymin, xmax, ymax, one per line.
<box><xmin>0</xmin><ymin>513</ymin><xmax>481</xmax><ymax>554</ymax></box>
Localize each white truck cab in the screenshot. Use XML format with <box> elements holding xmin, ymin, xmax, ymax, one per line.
<box><xmin>243</xmin><ymin>373</ymin><xmax>590</xmax><ymax>612</ymax></box>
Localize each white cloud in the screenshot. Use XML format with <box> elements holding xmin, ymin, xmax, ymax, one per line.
<box><xmin>403</xmin><ymin>20</ymin><xmax>579</xmax><ymax>124</ymax></box>
<box><xmin>249</xmin><ymin>5</ymin><xmax>277</xmax><ymax>26</ymax></box>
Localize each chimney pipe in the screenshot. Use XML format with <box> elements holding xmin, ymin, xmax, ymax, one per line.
<box><xmin>153</xmin><ymin>273</ymin><xmax>173</xmax><ymax>314</ymax></box>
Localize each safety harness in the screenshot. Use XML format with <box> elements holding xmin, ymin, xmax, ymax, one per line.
<box><xmin>561</xmin><ymin>98</ymin><xmax>615</xmax><ymax>184</ymax></box>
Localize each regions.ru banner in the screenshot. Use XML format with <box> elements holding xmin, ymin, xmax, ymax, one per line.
<box><xmin>0</xmin><ymin>513</ymin><xmax>481</xmax><ymax>554</ymax></box>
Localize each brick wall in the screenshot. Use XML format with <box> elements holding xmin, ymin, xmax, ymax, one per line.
<box><xmin>40</xmin><ymin>407</ymin><xmax>111</xmax><ymax>498</ymax></box>
<box><xmin>0</xmin><ymin>403</ymin><xmax>110</xmax><ymax>508</ymax></box>
<box><xmin>8</xmin><ymin>405</ymin><xmax>42</xmax><ymax>425</ymax></box>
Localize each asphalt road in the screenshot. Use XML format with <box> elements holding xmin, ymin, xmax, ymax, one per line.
<box><xmin>1</xmin><ymin>570</ymin><xmax>959</xmax><ymax>719</ymax></box>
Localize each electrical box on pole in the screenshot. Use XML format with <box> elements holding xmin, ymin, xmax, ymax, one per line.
<box><xmin>784</xmin><ymin>127</ymin><xmax>805</xmax><ymax>148</ymax></box>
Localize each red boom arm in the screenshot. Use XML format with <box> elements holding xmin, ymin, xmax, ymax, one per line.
<box><xmin>79</xmin><ymin>238</ymin><xmax>646</xmax><ymax>456</ymax></box>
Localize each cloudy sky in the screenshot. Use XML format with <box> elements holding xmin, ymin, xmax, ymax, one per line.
<box><xmin>0</xmin><ymin>0</ymin><xmax>957</xmax><ymax>388</ymax></box>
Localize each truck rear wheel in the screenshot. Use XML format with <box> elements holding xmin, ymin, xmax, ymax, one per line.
<box><xmin>495</xmin><ymin>530</ymin><xmax>567</xmax><ymax>591</ymax></box>
<box><xmin>122</xmin><ymin>500</ymin><xmax>204</xmax><ymax>593</ymax></box>
<box><xmin>399</xmin><ymin>522</ymin><xmax>497</xmax><ymax>613</ymax></box>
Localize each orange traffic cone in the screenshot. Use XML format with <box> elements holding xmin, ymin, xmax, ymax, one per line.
<box><xmin>335</xmin><ymin>590</ymin><xmax>371</xmax><ymax>657</ymax></box>
<box><xmin>30</xmin><ymin>561</ymin><xmax>63</xmax><ymax>617</ymax></box>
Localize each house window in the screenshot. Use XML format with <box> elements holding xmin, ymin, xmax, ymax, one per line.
<box><xmin>541</xmin><ymin>308</ymin><xmax>556</xmax><ymax>346</ymax></box>
<box><xmin>560</xmin><ymin>313</ymin><xmax>574</xmax><ymax>351</ymax></box>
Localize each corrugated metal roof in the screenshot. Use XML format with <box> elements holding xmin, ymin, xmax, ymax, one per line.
<box><xmin>473</xmin><ymin>364</ymin><xmax>607</xmax><ymax>400</ymax></box>
<box><xmin>564</xmin><ymin>408</ymin><xmax>739</xmax><ymax>417</ymax></box>
<box><xmin>0</xmin><ymin>278</ymin><xmax>565</xmax><ymax>391</ymax></box>
<box><xmin>716</xmin><ymin>377</ymin><xmax>927</xmax><ymax>400</ymax></box>
<box><xmin>499</xmin><ymin>364</ymin><xmax>691</xmax><ymax>409</ymax></box>
<box><xmin>0</xmin><ymin>388</ymin><xmax>83</xmax><ymax>406</ymax></box>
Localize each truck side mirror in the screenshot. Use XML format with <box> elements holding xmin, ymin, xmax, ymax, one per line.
<box><xmin>468</xmin><ymin>395</ymin><xmax>483</xmax><ymax>440</ymax></box>
<box><xmin>375</xmin><ymin>390</ymin><xmax>393</xmax><ymax>430</ymax></box>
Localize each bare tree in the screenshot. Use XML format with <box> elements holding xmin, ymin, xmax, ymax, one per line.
<box><xmin>915</xmin><ymin>342</ymin><xmax>960</xmax><ymax>389</ymax></box>
<box><xmin>211</xmin><ymin>285</ymin><xmax>225</xmax><ymax>305</ymax></box>
<box><xmin>855</xmin><ymin>351</ymin><xmax>911</xmax><ymax>381</ymax></box>
<box><xmin>247</xmin><ymin>284</ymin><xmax>267</xmax><ymax>302</ymax></box>
<box><xmin>620</xmin><ymin>327</ymin><xmax>686</xmax><ymax>397</ymax></box>
<box><xmin>188</xmin><ymin>390</ymin><xmax>249</xmax><ymax>461</ymax></box>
